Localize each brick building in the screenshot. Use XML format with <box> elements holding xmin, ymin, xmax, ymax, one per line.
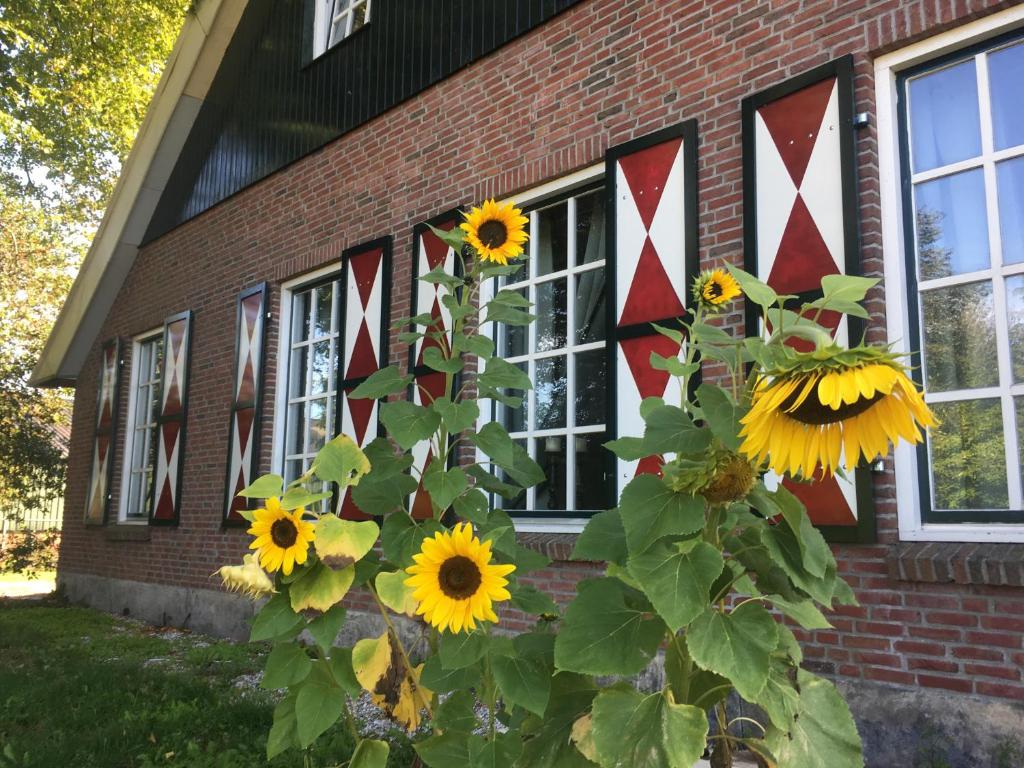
<box><xmin>33</xmin><ymin>1</ymin><xmax>1024</xmax><ymax>763</ymax></box>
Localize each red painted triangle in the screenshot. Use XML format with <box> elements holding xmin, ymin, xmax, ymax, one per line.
<box><xmin>782</xmin><ymin>474</ymin><xmax>856</xmax><ymax>526</ymax></box>
<box><xmin>758</xmin><ymin>77</ymin><xmax>835</xmax><ymax>188</ymax></box>
<box><xmin>766</xmin><ymin>194</ymin><xmax>838</xmax><ymax>295</ymax></box>
<box><xmin>155</xmin><ymin>478</ymin><xmax>175</xmax><ymax>519</ymax></box>
<box><xmin>416</xmin><ymin>371</ymin><xmax>448</xmax><ymax>403</ymax></box>
<box><xmin>235</xmin><ymin>407</ymin><xmax>254</xmax><ymax>455</ymax></box>
<box><xmin>417</xmin><ymin>298</ymin><xmax>449</xmax><ymax>366</ymax></box>
<box><xmin>237</xmin><ymin>357</ymin><xmax>256</xmax><ymax>403</ymax></box>
<box><xmin>349</xmin><ymin>247</ymin><xmax>381</xmax><ymax>311</ymax></box>
<box><xmin>635</xmin><ymin>455</ymin><xmax>664</xmax><ymax>478</ymax></box>
<box><xmin>161</xmin><ymin>421</ymin><xmax>180</xmax><ymax>461</ymax></box>
<box><xmin>620</xmin><ymin>334</ymin><xmax>681</xmax><ymax>400</ymax></box>
<box><xmin>346</xmin><ymin>320</ymin><xmax>379</xmax><ymax>380</ymax></box>
<box><xmin>242</xmin><ymin>293</ymin><xmax>261</xmax><ymax>337</ymax></box>
<box><xmin>619</xmin><ymin>236</ymin><xmax>685</xmax><ymax>326</ymax></box>
<box><xmin>345</xmin><ymin>391</ymin><xmax>375</xmax><ymax>444</ymax></box>
<box><xmin>421</xmin><ymin>222</ymin><xmax>454</xmax><ymax>270</ymax></box>
<box><xmin>341</xmin><ymin>491</ymin><xmax>371</xmax><ymax>521</ymax></box>
<box><xmin>618</xmin><ymin>138</ymin><xmax>682</xmax><ymax>230</ymax></box>
<box><xmin>97</xmin><ymin>434</ymin><xmax>110</xmax><ymax>463</ymax></box>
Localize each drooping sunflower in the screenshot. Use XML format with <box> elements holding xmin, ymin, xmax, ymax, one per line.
<box><xmin>247</xmin><ymin>497</ymin><xmax>316</xmax><ymax>576</ymax></box>
<box><xmin>404</xmin><ymin>522</ymin><xmax>515</xmax><ymax>634</ymax></box>
<box><xmin>694</xmin><ymin>268</ymin><xmax>742</xmax><ymax>308</ymax></box>
<box><xmin>216</xmin><ymin>553</ymin><xmax>275</xmax><ymax>599</ymax></box>
<box><xmin>739</xmin><ymin>346</ymin><xmax>937</xmax><ymax>478</ymax></box>
<box><xmin>460</xmin><ymin>199</ymin><xmax>529</xmax><ymax>265</ymax></box>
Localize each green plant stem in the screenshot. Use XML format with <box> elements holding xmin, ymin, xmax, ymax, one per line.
<box><xmin>368</xmin><ymin>586</ymin><xmax>433</xmax><ymax>721</ymax></box>
<box><xmin>716</xmin><ymin>699</ymin><xmax>733</xmax><ymax>767</ymax></box>
<box><xmin>692</xmin><ymin>684</ymin><xmax>733</xmax><ymax>708</ymax></box>
<box><xmin>669</xmin><ymin>633</ymin><xmax>692</xmax><ymax>704</ymax></box>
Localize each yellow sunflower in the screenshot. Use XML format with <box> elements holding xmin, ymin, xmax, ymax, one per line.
<box><xmin>404</xmin><ymin>522</ymin><xmax>515</xmax><ymax>633</ymax></box>
<box><xmin>460</xmin><ymin>199</ymin><xmax>529</xmax><ymax>265</ymax></box>
<box><xmin>739</xmin><ymin>350</ymin><xmax>937</xmax><ymax>478</ymax></box>
<box><xmin>695</xmin><ymin>268</ymin><xmax>742</xmax><ymax>308</ymax></box>
<box><xmin>247</xmin><ymin>497</ymin><xmax>316</xmax><ymax>576</ymax></box>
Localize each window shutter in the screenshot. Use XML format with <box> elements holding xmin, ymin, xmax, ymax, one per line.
<box><xmin>741</xmin><ymin>55</ymin><xmax>875</xmax><ymax>543</ymax></box>
<box><xmin>150</xmin><ymin>311</ymin><xmax>194</xmax><ymax>525</ymax></box>
<box><xmin>223</xmin><ymin>285</ymin><xmax>268</xmax><ymax>525</ymax></box>
<box><xmin>84</xmin><ymin>338</ymin><xmax>121</xmax><ymax>525</ymax></box>
<box><xmin>606</xmin><ymin>122</ymin><xmax>699</xmax><ymax>492</ymax></box>
<box><xmin>337</xmin><ymin>238</ymin><xmax>392</xmax><ymax>519</ymax></box>
<box><xmin>408</xmin><ymin>211</ymin><xmax>462</xmax><ymax>519</ymax></box>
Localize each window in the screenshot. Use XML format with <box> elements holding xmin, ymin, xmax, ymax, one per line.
<box><xmin>120</xmin><ymin>332</ymin><xmax>163</xmax><ymax>522</ymax></box>
<box><xmin>312</xmin><ymin>0</ymin><xmax>370</xmax><ymax>57</ymax></box>
<box><xmin>486</xmin><ymin>178</ymin><xmax>611</xmax><ymax>523</ymax></box>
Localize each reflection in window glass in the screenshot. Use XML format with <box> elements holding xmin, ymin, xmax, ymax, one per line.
<box><xmin>914</xmin><ymin>169</ymin><xmax>990</xmax><ymax>279</ymax></box>
<box><xmin>575</xmin><ymin>191</ymin><xmax>606</xmax><ymax>266</ymax></box>
<box><xmin>1007</xmin><ymin>276</ymin><xmax>1024</xmax><ymax>383</ymax></box>
<box><xmin>908</xmin><ymin>59</ymin><xmax>981</xmax><ymax>173</ymax></box>
<box><xmin>929</xmin><ymin>399</ymin><xmax>1008</xmax><ymax>510</ymax></box>
<box><xmin>536</xmin><ymin>202</ymin><xmax>568</xmax><ymax>275</ymax></box>
<box><xmin>997</xmin><ymin>156</ymin><xmax>1024</xmax><ymax>264</ymax></box>
<box><xmin>575</xmin><ymin>268</ymin><xmax>606</xmax><ymax>343</ymax></box>
<box><xmin>536</xmin><ymin>279</ymin><xmax>567</xmax><ymax>352</ymax></box>
<box><xmin>988</xmin><ymin>42</ymin><xmax>1024</xmax><ymax>152</ymax></box>
<box><xmin>575</xmin><ymin>433</ymin><xmax>607</xmax><ymax>510</ymax></box>
<box><xmin>535</xmin><ymin>437</ymin><xmax>567</xmax><ymax>511</ymax></box>
<box><xmin>575</xmin><ymin>350</ymin><xmax>606</xmax><ymax>427</ymax></box>
<box><xmin>535</xmin><ymin>356</ymin><xmax>567</xmax><ymax>430</ymax></box>
<box><xmin>921</xmin><ymin>281</ymin><xmax>997</xmax><ymax>392</ymax></box>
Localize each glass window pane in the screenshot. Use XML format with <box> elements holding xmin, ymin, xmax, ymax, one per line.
<box><xmin>997</xmin><ymin>156</ymin><xmax>1024</xmax><ymax>264</ymax></box>
<box><xmin>929</xmin><ymin>398</ymin><xmax>1008</xmax><ymax>510</ymax></box>
<box><xmin>989</xmin><ymin>42</ymin><xmax>1024</xmax><ymax>151</ymax></box>
<box><xmin>286</xmin><ymin>403</ymin><xmax>304</xmax><ymax>455</ymax></box>
<box><xmin>1007</xmin><ymin>275</ymin><xmax>1024</xmax><ymax>383</ymax></box>
<box><xmin>501</xmin><ymin>362</ymin><xmax>528</xmax><ymax>434</ymax></box>
<box><xmin>285</xmin><ymin>459</ymin><xmax>303</xmax><ymax>486</ymax></box>
<box><xmin>534</xmin><ymin>437</ymin><xmax>567</xmax><ymax>511</ymax></box>
<box><xmin>500</xmin><ymin>290</ymin><xmax>528</xmax><ymax>358</ymax></box>
<box><xmin>536</xmin><ymin>279</ymin><xmax>567</xmax><ymax>352</ymax></box>
<box><xmin>575</xmin><ymin>350</ymin><xmax>606</xmax><ymax>427</ymax></box>
<box><xmin>307</xmin><ymin>399</ymin><xmax>328</xmax><ymax>452</ymax></box>
<box><xmin>314</xmin><ymin>284</ymin><xmax>334</xmax><ymax>337</ymax></box>
<box><xmin>310</xmin><ymin>340</ymin><xmax>332</xmax><ymax>394</ymax></box>
<box><xmin>127</xmin><ymin>471</ymin><xmax>142</xmax><ymax>518</ymax></box>
<box><xmin>1016</xmin><ymin>397</ymin><xmax>1024</xmax><ymax>499</ymax></box>
<box><xmin>908</xmin><ymin>60</ymin><xmax>981</xmax><ymax>173</ymax></box>
<box><xmin>575</xmin><ymin>268</ymin><xmax>606</xmax><ymax>343</ymax></box>
<box><xmin>921</xmin><ymin>281</ymin><xmax>998</xmax><ymax>391</ymax></box>
<box><xmin>914</xmin><ymin>169</ymin><xmax>990</xmax><ymax>279</ymax></box>
<box><xmin>289</xmin><ymin>347</ymin><xmax>308</xmax><ymax>399</ymax></box>
<box><xmin>537</xmin><ymin>202</ymin><xmax>567</xmax><ymax>275</ymax></box>
<box><xmin>352</xmin><ymin>1</ymin><xmax>368</xmax><ymax>31</ymax></box>
<box><xmin>292</xmin><ymin>291</ymin><xmax>310</xmax><ymax>343</ymax></box>
<box><xmin>575</xmin><ymin>190</ymin><xmax>606</xmax><ymax>266</ymax></box>
<box><xmin>535</xmin><ymin>356</ymin><xmax>566</xmax><ymax>430</ymax></box>
<box><xmin>574</xmin><ymin>432</ymin><xmax>607</xmax><ymax>510</ymax></box>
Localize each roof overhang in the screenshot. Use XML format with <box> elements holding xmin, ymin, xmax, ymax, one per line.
<box><xmin>30</xmin><ymin>0</ymin><xmax>247</xmax><ymax>387</ymax></box>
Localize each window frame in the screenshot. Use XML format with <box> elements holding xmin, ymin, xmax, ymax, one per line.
<box><xmin>877</xmin><ymin>5</ymin><xmax>1024</xmax><ymax>542</ymax></box>
<box><xmin>310</xmin><ymin>0</ymin><xmax>371</xmax><ymax>59</ymax></box>
<box><xmin>118</xmin><ymin>329</ymin><xmax>164</xmax><ymax>524</ymax></box>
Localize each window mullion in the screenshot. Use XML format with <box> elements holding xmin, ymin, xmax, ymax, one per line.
<box><xmin>526</xmin><ymin>210</ymin><xmax>539</xmax><ymax>512</ymax></box>
<box><xmin>565</xmin><ymin>196</ymin><xmax>577</xmax><ymax>510</ymax></box>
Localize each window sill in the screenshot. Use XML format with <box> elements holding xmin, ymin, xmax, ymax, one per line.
<box><xmin>887</xmin><ymin>542</ymin><xmax>1024</xmax><ymax>587</ymax></box>
<box><xmin>104</xmin><ymin>525</ymin><xmax>151</xmax><ymax>543</ymax></box>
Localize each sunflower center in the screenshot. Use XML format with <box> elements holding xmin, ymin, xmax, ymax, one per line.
<box><xmin>438</xmin><ymin>555</ymin><xmax>483</xmax><ymax>600</ymax></box>
<box><xmin>705</xmin><ymin>280</ymin><xmax>724</xmax><ymax>299</ymax></box>
<box><xmin>477</xmin><ymin>219</ymin><xmax>508</xmax><ymax>249</ymax></box>
<box><xmin>780</xmin><ymin>384</ymin><xmax>887</xmax><ymax>425</ymax></box>
<box><xmin>270</xmin><ymin>518</ymin><xmax>299</xmax><ymax>549</ymax></box>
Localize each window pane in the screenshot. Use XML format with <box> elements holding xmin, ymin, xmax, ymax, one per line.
<box><xmin>537</xmin><ymin>202</ymin><xmax>567</xmax><ymax>275</ymax></box>
<box><xmin>292</xmin><ymin>291</ymin><xmax>310</xmax><ymax>343</ymax></box>
<box><xmin>914</xmin><ymin>169</ymin><xmax>990</xmax><ymax>279</ymax></box>
<box><xmin>989</xmin><ymin>42</ymin><xmax>1024</xmax><ymax>151</ymax></box>
<box><xmin>929</xmin><ymin>398</ymin><xmax>1008</xmax><ymax>510</ymax></box>
<box><xmin>307</xmin><ymin>399</ymin><xmax>328</xmax><ymax>452</ymax></box>
<box><xmin>1016</xmin><ymin>398</ymin><xmax>1024</xmax><ymax>499</ymax></box>
<box><xmin>536</xmin><ymin>279</ymin><xmax>567</xmax><ymax>352</ymax></box>
<box><xmin>574</xmin><ymin>432</ymin><xmax>607</xmax><ymax>510</ymax></box>
<box><xmin>575</xmin><ymin>350</ymin><xmax>606</xmax><ymax>426</ymax></box>
<box><xmin>127</xmin><ymin>472</ymin><xmax>142</xmax><ymax>518</ymax></box>
<box><xmin>500</xmin><ymin>291</ymin><xmax>528</xmax><ymax>357</ymax></box>
<box><xmin>286</xmin><ymin>403</ymin><xmax>304</xmax><ymax>455</ymax></box>
<box><xmin>352</xmin><ymin>0</ymin><xmax>368</xmax><ymax>31</ymax></box>
<box><xmin>501</xmin><ymin>362</ymin><xmax>528</xmax><ymax>434</ymax></box>
<box><xmin>1007</xmin><ymin>275</ymin><xmax>1024</xmax><ymax>383</ymax></box>
<box><xmin>285</xmin><ymin>459</ymin><xmax>303</xmax><ymax>486</ymax></box>
<box><xmin>310</xmin><ymin>340</ymin><xmax>332</xmax><ymax>394</ymax></box>
<box><xmin>575</xmin><ymin>190</ymin><xmax>606</xmax><ymax>266</ymax></box>
<box><xmin>534</xmin><ymin>437</ymin><xmax>567</xmax><ymax>510</ymax></box>
<box><xmin>908</xmin><ymin>60</ymin><xmax>981</xmax><ymax>173</ymax></box>
<box><xmin>314</xmin><ymin>284</ymin><xmax>334</xmax><ymax>337</ymax></box>
<box><xmin>575</xmin><ymin>268</ymin><xmax>606</xmax><ymax>343</ymax></box>
<box><xmin>997</xmin><ymin>156</ymin><xmax>1024</xmax><ymax>264</ymax></box>
<box><xmin>289</xmin><ymin>347</ymin><xmax>308</xmax><ymax>399</ymax></box>
<box><xmin>921</xmin><ymin>281</ymin><xmax>998</xmax><ymax>391</ymax></box>
<box><xmin>535</xmin><ymin>356</ymin><xmax>566</xmax><ymax>429</ymax></box>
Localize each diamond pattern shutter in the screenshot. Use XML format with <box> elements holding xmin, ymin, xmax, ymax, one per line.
<box><xmin>408</xmin><ymin>210</ymin><xmax>462</xmax><ymax>519</ymax></box>
<box><xmin>742</xmin><ymin>55</ymin><xmax>874</xmax><ymax>543</ymax></box>
<box><xmin>337</xmin><ymin>238</ymin><xmax>392</xmax><ymax>519</ymax></box>
<box><xmin>150</xmin><ymin>311</ymin><xmax>194</xmax><ymax>525</ymax></box>
<box><xmin>223</xmin><ymin>285</ymin><xmax>268</xmax><ymax>525</ymax></box>
<box><xmin>606</xmin><ymin>121</ymin><xmax>699</xmax><ymax>491</ymax></box>
<box><xmin>84</xmin><ymin>338</ymin><xmax>121</xmax><ymax>524</ymax></box>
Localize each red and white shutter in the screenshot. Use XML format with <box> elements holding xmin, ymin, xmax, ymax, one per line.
<box><xmin>607</xmin><ymin>122</ymin><xmax>699</xmax><ymax>489</ymax></box>
<box><xmin>150</xmin><ymin>311</ymin><xmax>194</xmax><ymax>525</ymax></box>
<box><xmin>85</xmin><ymin>338</ymin><xmax>121</xmax><ymax>524</ymax></box>
<box><xmin>224</xmin><ymin>285</ymin><xmax>267</xmax><ymax>525</ymax></box>
<box><xmin>408</xmin><ymin>211</ymin><xmax>462</xmax><ymax>518</ymax></box>
<box><xmin>742</xmin><ymin>55</ymin><xmax>873</xmax><ymax>541</ymax></box>
<box><xmin>337</xmin><ymin>238</ymin><xmax>391</xmax><ymax>519</ymax></box>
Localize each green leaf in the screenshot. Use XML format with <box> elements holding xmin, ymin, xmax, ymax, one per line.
<box><xmin>686</xmin><ymin>602</ymin><xmax>779</xmax><ymax>700</ymax></box>
<box><xmin>728</xmin><ymin>265</ymin><xmax>778</xmax><ymax>310</ymax></box>
<box><xmin>381</xmin><ymin>511</ymin><xmax>444</xmax><ymax>567</ymax></box>
<box><xmin>433</xmin><ymin>398</ymin><xmax>479</xmax><ymax>434</ymax></box>
<box><xmin>348</xmin><ymin>366</ymin><xmax>413</xmax><ymax>399</ymax></box>
<box><xmin>774</xmin><ymin>485</ymin><xmax>832</xmax><ymax>579</ymax></box>
<box><xmin>314</xmin><ymin>517</ymin><xmax>379</xmax><ymax>566</ymax></box>
<box><xmin>483</xmin><ymin>301</ymin><xmax>535</xmax><ymax>326</ymax></box>
<box><xmin>516</xmin><ymin>673</ymin><xmax>599</xmax><ymax>768</ymax></box>
<box><xmin>474</xmin><ymin>422</ymin><xmax>546</xmax><ymax>487</ymax></box>
<box><xmin>362</xmin><ymin>438</ymin><xmax>415</xmax><ymax>478</ymax></box>
<box><xmin>379</xmin><ymin>401</ymin><xmax>442</xmax><ymax>450</ymax></box>
<box><xmin>490</xmin><ymin>288</ymin><xmax>532</xmax><ymax>308</ymax></box>
<box><xmin>419</xmin><ymin>654</ymin><xmax>481</xmax><ymax>692</ymax></box>
<box><xmin>666</xmin><ymin>637</ymin><xmax>730</xmax><ymax>708</ymax></box>
<box><xmin>761</xmin><ymin>522</ymin><xmax>837</xmax><ymax>605</ymax></box>
<box><xmin>696</xmin><ymin>383</ymin><xmax>747</xmax><ymax>452</ymax></box>
<box><xmin>419</xmin><ymin>263</ymin><xmax>465</xmax><ymax>290</ymax></box>
<box><xmin>375</xmin><ymin>570</ymin><xmax>418</xmax><ymax>616</ymax></box>
<box><xmin>434</xmin><ymin>689</ymin><xmax>478</xmax><ymax>735</ymax></box>
<box><xmin>491</xmin><ymin>644</ymin><xmax>551</xmax><ymax>715</ymax></box>
<box><xmin>641</xmin><ymin>404</ymin><xmax>711</xmax><ymax>455</ymax></box>
<box><xmin>288</xmin><ymin>561</ymin><xmax>355</xmax><ymax>612</ymax></box>
<box><xmin>691</xmin><ymin>321</ymin><xmax>735</xmax><ymax>345</ymax></box>
<box><xmin>238</xmin><ymin>473</ymin><xmax>284</xmax><ymax>499</ymax></box>
<box><xmin>423</xmin><ymin>346</ymin><xmax>464</xmax><ymax>374</ymax></box>
<box><xmin>469</xmin><ymin>732</ymin><xmax>523</xmax><ymax>768</ymax></box>
<box><xmin>510</xmin><ymin>582</ymin><xmax>559</xmax><ymax>616</ymax></box>
<box><xmin>764</xmin><ymin>670</ymin><xmax>865</xmax><ymax>768</ymax></box>
<box><xmin>350</xmin><ymin>739</ymin><xmax>390</xmax><ymax>768</ymax></box>
<box><xmin>618</xmin><ymin>474</ymin><xmax>705</xmax><ymax>555</ymax></box>
<box><xmin>398</xmin><ymin>330</ymin><xmax>424</xmax><ymax>344</ymax></box>
<box><xmin>416</xmin><ymin>733</ymin><xmax>471</xmax><ymax>767</ymax></box>
<box><xmin>554</xmin><ymin>578</ymin><xmax>666</xmax><ymax>676</ymax></box>
<box><xmin>466</xmin><ymin>464</ymin><xmax>524</xmax><ymax>500</ymax></box>
<box><xmin>310</xmin><ymin>434</ymin><xmax>372</xmax><ymax>489</ymax></box>
<box><xmin>250</xmin><ymin>593</ymin><xmax>303</xmax><ymax>642</ymax></box>
<box><xmin>478</xmin><ymin>356</ymin><xmax>533</xmax><ymax>391</ymax></box>
<box><xmin>423</xmin><ymin>465</ymin><xmax>468</xmax><ymax>510</ymax></box>
<box><xmin>294</xmin><ymin>665</ymin><xmax>346</xmax><ymax>748</ymax></box>
<box><xmin>571</xmin><ymin>509</ymin><xmax>628</xmax><ymax>564</ymax></box>
<box><xmin>752</xmin><ymin>657</ymin><xmax>801</xmax><ymax>729</ymax></box>
<box><xmin>590</xmin><ymin>688</ymin><xmax>708</xmax><ymax>768</ymax></box>
<box><xmin>327</xmin><ymin>648</ymin><xmax>362</xmax><ymax>697</ymax></box>
<box><xmin>442</xmin><ymin>292</ymin><xmax>474</xmax><ymax>321</ymax></box>
<box><xmin>279</xmin><ymin>487</ymin><xmax>332</xmax><ymax>510</ymax></box>
<box><xmin>650</xmin><ymin>322</ymin><xmax>685</xmax><ymax>343</ymax></box>
<box><xmin>627</xmin><ymin>539</ymin><xmax>725</xmax><ymax>632</ymax></box>
<box><xmin>439</xmin><ymin>629</ymin><xmax>488</xmax><ymax>670</ymax></box>
<box><xmin>306</xmin><ymin>604</ymin><xmax>347</xmax><ymax>650</ymax></box>
<box><xmin>767</xmin><ymin>594</ymin><xmax>833</xmax><ymax>630</ymax></box>
<box><xmin>650</xmin><ymin>353</ymin><xmax>699</xmax><ymax>378</ymax></box>
<box><xmin>452</xmin><ymin>487</ymin><xmax>490</xmax><ymax>523</ymax></box>
<box><xmin>262</xmin><ymin>643</ymin><xmax>313</xmax><ymax>689</ymax></box>
<box><xmin>820</xmin><ymin>273</ymin><xmax>877</xmax><ymax>305</ymax></box>
<box><xmin>351</xmin><ymin>472</ymin><xmax>418</xmax><ymax>516</ymax></box>
<box><xmin>603</xmin><ymin>437</ymin><xmax>649</xmax><ymax>460</ymax></box>
<box><xmin>266</xmin><ymin>694</ymin><xmax>299</xmax><ymax>759</ymax></box>
<box><xmin>453</xmin><ymin>333</ymin><xmax>495</xmax><ymax>358</ymax></box>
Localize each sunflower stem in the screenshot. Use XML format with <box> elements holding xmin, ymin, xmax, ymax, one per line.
<box><xmin>368</xmin><ymin>585</ymin><xmax>434</xmax><ymax>723</ymax></box>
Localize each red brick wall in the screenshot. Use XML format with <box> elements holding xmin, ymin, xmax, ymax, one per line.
<box><xmin>60</xmin><ymin>0</ymin><xmax>1023</xmax><ymax>703</ymax></box>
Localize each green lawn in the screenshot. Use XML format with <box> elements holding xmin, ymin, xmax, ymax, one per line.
<box><xmin>0</xmin><ymin>598</ymin><xmax>415</xmax><ymax>768</ymax></box>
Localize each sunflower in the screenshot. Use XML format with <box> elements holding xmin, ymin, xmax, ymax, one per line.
<box><xmin>460</xmin><ymin>199</ymin><xmax>529</xmax><ymax>265</ymax></box>
<box><xmin>404</xmin><ymin>522</ymin><xmax>515</xmax><ymax>633</ymax></box>
<box><xmin>739</xmin><ymin>347</ymin><xmax>937</xmax><ymax>478</ymax></box>
<box><xmin>247</xmin><ymin>497</ymin><xmax>316</xmax><ymax>576</ymax></box>
<box><xmin>694</xmin><ymin>268</ymin><xmax>742</xmax><ymax>308</ymax></box>
<box><xmin>216</xmin><ymin>554</ymin><xmax>275</xmax><ymax>599</ymax></box>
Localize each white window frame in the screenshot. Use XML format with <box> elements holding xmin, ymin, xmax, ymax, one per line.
<box><xmin>312</xmin><ymin>0</ymin><xmax>371</xmax><ymax>58</ymax></box>
<box><xmin>478</xmin><ymin>163</ymin><xmax>606</xmax><ymax>533</ymax></box>
<box><xmin>118</xmin><ymin>329</ymin><xmax>164</xmax><ymax>524</ymax></box>
<box><xmin>877</xmin><ymin>5</ymin><xmax>1024</xmax><ymax>543</ymax></box>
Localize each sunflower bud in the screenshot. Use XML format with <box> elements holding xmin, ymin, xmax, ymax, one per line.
<box><xmin>664</xmin><ymin>449</ymin><xmax>756</xmax><ymax>505</ymax></box>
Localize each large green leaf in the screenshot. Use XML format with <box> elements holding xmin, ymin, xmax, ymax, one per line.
<box><xmin>314</xmin><ymin>516</ymin><xmax>379</xmax><ymax>565</ymax></box>
<box><xmin>465</xmin><ymin>463</ymin><xmax>524</xmax><ymax>500</ymax></box>
<box><xmin>380</xmin><ymin>511</ymin><xmax>444</xmax><ymax>567</ymax></box>
<box><xmin>641</xmin><ymin>404</ymin><xmax>711</xmax><ymax>455</ymax></box>
<box><xmin>483</xmin><ymin>300</ymin><xmax>535</xmax><ymax>327</ymax></box>
<box><xmin>452</xmin><ymin>333</ymin><xmax>494</xmax><ymax>359</ymax></box>
<box><xmin>262</xmin><ymin>643</ymin><xmax>313</xmax><ymax>689</ymax></box>
<box><xmin>761</xmin><ymin>522</ymin><xmax>837</xmax><ymax>605</ymax></box>
<box><xmin>422</xmin><ymin>465</ymin><xmax>468</xmax><ymax>510</ymax></box>
<box><xmin>686</xmin><ymin>602</ymin><xmax>778</xmax><ymax>700</ymax></box>
<box><xmin>728</xmin><ymin>265</ymin><xmax>778</xmax><ymax>310</ymax></box>
<box><xmin>764</xmin><ymin>670</ymin><xmax>865</xmax><ymax>768</ymax></box>
<box><xmin>618</xmin><ymin>474</ymin><xmax>705</xmax><ymax>555</ymax></box>
<box><xmin>491</xmin><ymin>643</ymin><xmax>551</xmax><ymax>715</ymax></box>
<box><xmin>627</xmin><ymin>539</ymin><xmax>724</xmax><ymax>632</ymax></box>
<box><xmin>288</xmin><ymin>561</ymin><xmax>355</xmax><ymax>612</ymax></box>
<box><xmin>473</xmin><ymin>422</ymin><xmax>545</xmax><ymax>487</ymax></box>
<box><xmin>328</xmin><ymin>647</ymin><xmax>363</xmax><ymax>697</ymax></box>
<box><xmin>432</xmin><ymin>398</ymin><xmax>479</xmax><ymax>434</ymax></box>
<box><xmin>306</xmin><ymin>604</ymin><xmax>347</xmax><ymax>650</ymax></box>
<box><xmin>516</xmin><ymin>673</ymin><xmax>599</xmax><ymax>768</ymax></box>
<box><xmin>554</xmin><ymin>578</ymin><xmax>666</xmax><ymax>676</ymax></box>
<box><xmin>469</xmin><ymin>732</ymin><xmax>523</xmax><ymax>768</ymax></box>
<box><xmin>348</xmin><ymin>366</ymin><xmax>413</xmax><ymax>399</ymax></box>
<box><xmin>773</xmin><ymin>485</ymin><xmax>832</xmax><ymax>578</ymax></box>
<box><xmin>423</xmin><ymin>346</ymin><xmax>464</xmax><ymax>374</ymax></box>
<box><xmin>510</xmin><ymin>582</ymin><xmax>559</xmax><ymax>616</ymax></box>
<box><xmin>379</xmin><ymin>401</ymin><xmax>441</xmax><ymax>450</ymax></box>
<box><xmin>266</xmin><ymin>694</ymin><xmax>299</xmax><ymax>759</ymax></box>
<box><xmin>374</xmin><ymin>570</ymin><xmax>418</xmax><ymax>616</ymax></box>
<box><xmin>294</xmin><ymin>664</ymin><xmax>346</xmax><ymax>748</ymax></box>
<box><xmin>752</xmin><ymin>657</ymin><xmax>801</xmax><ymax>729</ymax></box>
<box><xmin>362</xmin><ymin>438</ymin><xmax>415</xmax><ymax>478</ymax></box>
<box><xmin>695</xmin><ymin>383</ymin><xmax>746</xmax><ymax>451</ymax></box>
<box><xmin>310</xmin><ymin>434</ymin><xmax>371</xmax><ymax>489</ymax></box>
<box><xmin>590</xmin><ymin>688</ymin><xmax>708</xmax><ymax>768</ymax></box>
<box><xmin>603</xmin><ymin>436</ymin><xmax>649</xmax><ymax>460</ymax></box>
<box><xmin>351</xmin><ymin>471</ymin><xmax>418</xmax><ymax>516</ymax></box>
<box><xmin>279</xmin><ymin>487</ymin><xmax>332</xmax><ymax>511</ymax></box>
<box><xmin>416</xmin><ymin>733</ymin><xmax>471</xmax><ymax>767</ymax></box>
<box><xmin>434</xmin><ymin>689</ymin><xmax>478</xmax><ymax>735</ymax></box>
<box><xmin>250</xmin><ymin>592</ymin><xmax>303</xmax><ymax>642</ymax></box>
<box><xmin>439</xmin><ymin>629</ymin><xmax>488</xmax><ymax>670</ymax></box>
<box><xmin>238</xmin><ymin>473</ymin><xmax>284</xmax><ymax>499</ymax></box>
<box><xmin>571</xmin><ymin>508</ymin><xmax>627</xmax><ymax>564</ymax></box>
<box><xmin>478</xmin><ymin>357</ymin><xmax>533</xmax><ymax>391</ymax></box>
<box><xmin>350</xmin><ymin>739</ymin><xmax>390</xmax><ymax>768</ymax></box>
<box><xmin>419</xmin><ymin>654</ymin><xmax>481</xmax><ymax>693</ymax></box>
<box><xmin>452</xmin><ymin>487</ymin><xmax>489</xmax><ymax>523</ymax></box>
<box><xmin>767</xmin><ymin>594</ymin><xmax>833</xmax><ymax>630</ymax></box>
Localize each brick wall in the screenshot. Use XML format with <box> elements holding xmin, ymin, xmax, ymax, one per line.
<box><xmin>60</xmin><ymin>0</ymin><xmax>1023</xmax><ymax>703</ymax></box>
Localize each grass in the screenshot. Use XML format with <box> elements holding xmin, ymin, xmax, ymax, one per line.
<box><xmin>0</xmin><ymin>571</ymin><xmax>55</xmax><ymax>583</ymax></box>
<box><xmin>0</xmin><ymin>598</ymin><xmax>416</xmax><ymax>768</ymax></box>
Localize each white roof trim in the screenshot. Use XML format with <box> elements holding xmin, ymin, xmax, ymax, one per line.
<box><xmin>31</xmin><ymin>0</ymin><xmax>248</xmax><ymax>386</ymax></box>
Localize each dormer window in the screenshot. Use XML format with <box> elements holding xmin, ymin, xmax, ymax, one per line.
<box><xmin>313</xmin><ymin>0</ymin><xmax>370</xmax><ymax>57</ymax></box>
